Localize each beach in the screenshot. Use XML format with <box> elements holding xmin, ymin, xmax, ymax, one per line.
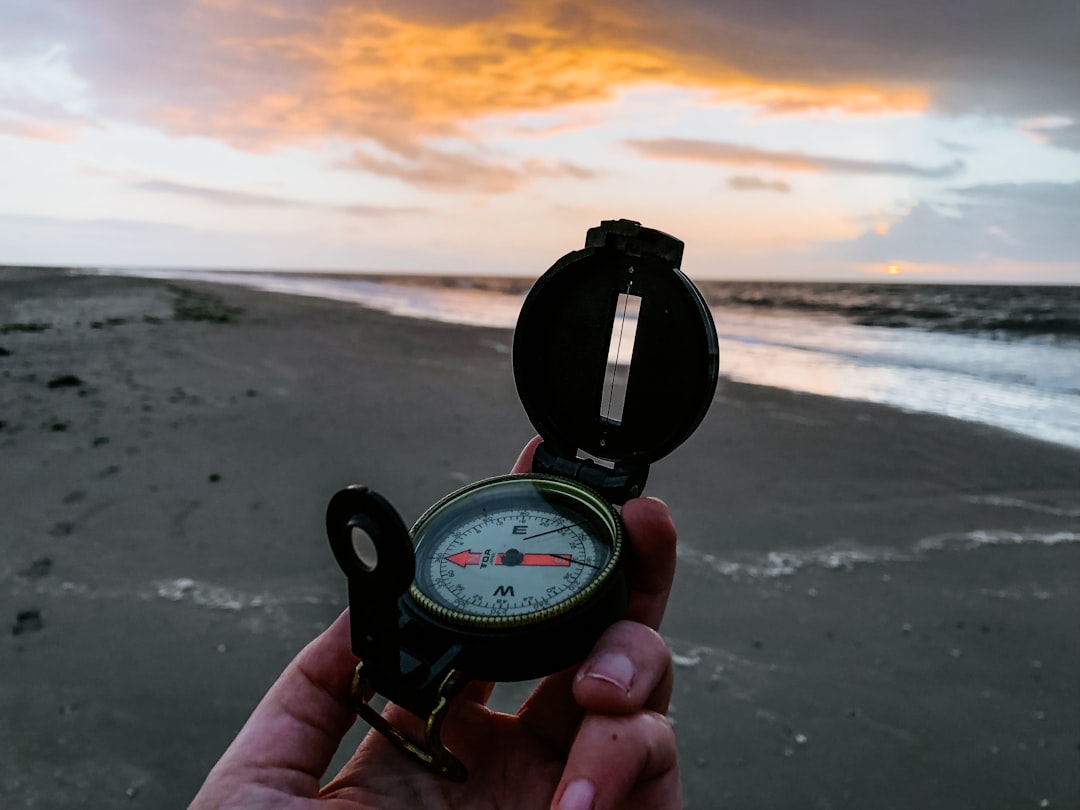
<box><xmin>2</xmin><ymin>269</ymin><xmax>1078</xmax><ymax>808</ymax></box>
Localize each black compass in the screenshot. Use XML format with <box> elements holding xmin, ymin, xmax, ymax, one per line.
<box><xmin>325</xmin><ymin>219</ymin><xmax>718</xmax><ymax>779</ymax></box>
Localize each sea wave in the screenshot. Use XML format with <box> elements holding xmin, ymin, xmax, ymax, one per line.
<box><xmin>698</xmin><ymin>281</ymin><xmax>1080</xmax><ymax>340</ymax></box>
<box><xmin>75</xmin><ymin>267</ymin><xmax>1080</xmax><ymax>449</ymax></box>
<box><xmin>680</xmin><ymin>529</ymin><xmax>1080</xmax><ymax>582</ymax></box>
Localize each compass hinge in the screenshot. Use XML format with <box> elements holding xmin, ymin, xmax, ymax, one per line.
<box><xmin>584</xmin><ymin>219</ymin><xmax>684</xmax><ymax>266</ymax></box>
<box><xmin>532</xmin><ymin>441</ymin><xmax>648</xmax><ymax>505</ymax></box>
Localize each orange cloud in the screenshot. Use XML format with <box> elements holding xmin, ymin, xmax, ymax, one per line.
<box><xmin>713</xmin><ymin>84</ymin><xmax>927</xmax><ymax>116</ymax></box>
<box><xmin>728</xmin><ymin>175</ymin><xmax>791</xmax><ymax>193</ymax></box>
<box><xmin>0</xmin><ymin>115</ymin><xmax>81</xmax><ymax>142</ymax></box>
<box><xmin>628</xmin><ymin>138</ymin><xmax>963</xmax><ymax>178</ymax></box>
<box><xmin>339</xmin><ymin>146</ymin><xmax>596</xmax><ymax>193</ymax></box>
<box><xmin>150</xmin><ymin>0</ymin><xmax>928</xmax><ymax>151</ymax></box>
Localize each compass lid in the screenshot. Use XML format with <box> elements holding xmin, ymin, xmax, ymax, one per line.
<box><xmin>513</xmin><ymin>220</ymin><xmax>718</xmax><ymax>495</ymax></box>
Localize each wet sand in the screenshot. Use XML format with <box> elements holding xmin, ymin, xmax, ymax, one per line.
<box><xmin>1</xmin><ymin>269</ymin><xmax>1077</xmax><ymax>809</ymax></box>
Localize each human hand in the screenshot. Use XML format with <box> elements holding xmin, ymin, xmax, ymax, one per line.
<box><xmin>190</xmin><ymin>437</ymin><xmax>680</xmax><ymax>809</ymax></box>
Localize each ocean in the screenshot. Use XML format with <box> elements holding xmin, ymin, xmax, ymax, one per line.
<box><xmin>80</xmin><ymin>267</ymin><xmax>1080</xmax><ymax>450</ymax></box>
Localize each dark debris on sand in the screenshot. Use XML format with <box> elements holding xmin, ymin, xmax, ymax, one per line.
<box><xmin>170</xmin><ymin>286</ymin><xmax>243</xmax><ymax>324</ymax></box>
<box><xmin>12</xmin><ymin>609</ymin><xmax>44</xmax><ymax>636</ymax></box>
<box><xmin>46</xmin><ymin>374</ymin><xmax>84</xmax><ymax>389</ymax></box>
<box><xmin>18</xmin><ymin>557</ymin><xmax>53</xmax><ymax>580</ymax></box>
<box><xmin>1</xmin><ymin>322</ymin><xmax>51</xmax><ymax>334</ymax></box>
<box><xmin>90</xmin><ymin>317</ymin><xmax>129</xmax><ymax>329</ymax></box>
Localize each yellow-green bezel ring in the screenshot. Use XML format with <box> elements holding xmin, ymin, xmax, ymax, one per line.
<box><xmin>407</xmin><ymin>473</ymin><xmax>623</xmax><ymax>630</ymax></box>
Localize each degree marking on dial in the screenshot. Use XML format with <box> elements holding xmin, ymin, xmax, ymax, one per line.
<box><xmin>520</xmin><ymin>518</ymin><xmax>597</xmax><ymax>542</ymax></box>
<box><xmin>414</xmin><ymin>488</ymin><xmax>619</xmax><ymax>622</ymax></box>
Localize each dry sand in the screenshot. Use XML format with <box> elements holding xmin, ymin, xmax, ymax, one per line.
<box><xmin>1</xmin><ymin>269</ymin><xmax>1077</xmax><ymax>809</ymax></box>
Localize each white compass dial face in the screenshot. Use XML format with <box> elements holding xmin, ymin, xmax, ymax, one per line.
<box><xmin>409</xmin><ymin>477</ymin><xmax>619</xmax><ymax>624</ymax></box>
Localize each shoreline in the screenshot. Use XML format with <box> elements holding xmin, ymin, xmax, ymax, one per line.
<box><xmin>2</xmin><ymin>271</ymin><xmax>1077</xmax><ymax>808</ymax></box>
<box><xmin>6</xmin><ymin>261</ymin><xmax>1080</xmax><ymax>289</ymax></box>
<box><xmin>49</xmin><ymin>263</ymin><xmax>1080</xmax><ymax>451</ymax></box>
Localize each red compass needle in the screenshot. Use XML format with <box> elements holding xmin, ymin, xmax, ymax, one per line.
<box><xmin>445</xmin><ymin>549</ymin><xmax>572</xmax><ymax>567</ymax></box>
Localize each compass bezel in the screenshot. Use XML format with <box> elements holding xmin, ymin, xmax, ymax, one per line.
<box><xmin>407</xmin><ymin>474</ymin><xmax>623</xmax><ymax>630</ymax></box>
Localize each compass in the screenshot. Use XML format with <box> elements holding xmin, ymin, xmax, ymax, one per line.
<box><xmin>409</xmin><ymin>476</ymin><xmax>620</xmax><ymax>631</ymax></box>
<box><xmin>325</xmin><ymin>219</ymin><xmax>718</xmax><ymax>779</ymax></box>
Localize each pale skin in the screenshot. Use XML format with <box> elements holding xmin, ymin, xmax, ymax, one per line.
<box><xmin>191</xmin><ymin>437</ymin><xmax>681</xmax><ymax>810</ymax></box>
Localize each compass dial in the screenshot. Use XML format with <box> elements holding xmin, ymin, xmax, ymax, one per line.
<box><xmin>409</xmin><ymin>476</ymin><xmax>621</xmax><ymax>628</ymax></box>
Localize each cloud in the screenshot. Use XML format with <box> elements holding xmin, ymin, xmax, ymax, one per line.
<box><xmin>1046</xmin><ymin>123</ymin><xmax>1080</xmax><ymax>152</ymax></box>
<box><xmin>727</xmin><ymin>175</ymin><xmax>790</xmax><ymax>193</ymax></box>
<box><xmin>4</xmin><ymin>0</ymin><xmax>1078</xmax><ymax>164</ymax></box>
<box><xmin>629</xmin><ymin>138</ymin><xmax>964</xmax><ymax>178</ymax></box>
<box><xmin>0</xmin><ymin>113</ymin><xmax>79</xmax><ymax>142</ymax></box>
<box><xmin>955</xmin><ymin>181</ymin><xmax>1080</xmax><ymax>209</ymax></box>
<box><xmin>937</xmin><ymin>139</ymin><xmax>976</xmax><ymax>154</ymax></box>
<box><xmin>0</xmin><ymin>211</ymin><xmax>305</xmax><ymax>269</ymax></box>
<box><xmin>524</xmin><ymin>159</ymin><xmax>599</xmax><ymax>181</ymax></box>
<box><xmin>134</xmin><ymin>178</ymin><xmax>425</xmax><ymax>216</ymax></box>
<box><xmin>0</xmin><ymin>96</ymin><xmax>97</xmax><ymax>143</ymax></box>
<box><xmin>831</xmin><ymin>181</ymin><xmax>1080</xmax><ymax>264</ymax></box>
<box><xmin>341</xmin><ymin>149</ymin><xmax>521</xmax><ymax>194</ymax></box>
<box><xmin>618</xmin><ymin>0</ymin><xmax>1080</xmax><ymax>121</ymax></box>
<box><xmin>1024</xmin><ymin>119</ymin><xmax>1080</xmax><ymax>153</ymax></box>
<box><xmin>0</xmin><ymin>0</ymin><xmax>960</xmax><ymax>158</ymax></box>
<box><xmin>339</xmin><ymin>147</ymin><xmax>595</xmax><ymax>193</ymax></box>
<box><xmin>136</xmin><ymin>179</ymin><xmax>306</xmax><ymax>208</ymax></box>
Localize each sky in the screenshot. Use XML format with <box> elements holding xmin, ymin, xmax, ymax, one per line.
<box><xmin>1</xmin><ymin>0</ymin><xmax>1079</xmax><ymax>282</ymax></box>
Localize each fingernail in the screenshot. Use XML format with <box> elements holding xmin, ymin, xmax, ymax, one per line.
<box><xmin>558</xmin><ymin>778</ymin><xmax>595</xmax><ymax>810</ymax></box>
<box><xmin>579</xmin><ymin>651</ymin><xmax>634</xmax><ymax>693</ymax></box>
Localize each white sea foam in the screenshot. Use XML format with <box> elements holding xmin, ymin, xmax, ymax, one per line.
<box><xmin>678</xmin><ymin>544</ymin><xmax>914</xmax><ymax>581</ymax></box>
<box><xmin>152</xmin><ymin>577</ymin><xmax>269</xmax><ymax>610</ymax></box>
<box><xmin>7</xmin><ymin>573</ymin><xmax>337</xmax><ymax>614</ymax></box>
<box><xmin>150</xmin><ymin>577</ymin><xmax>336</xmax><ymax>611</ymax></box>
<box><xmin>961</xmin><ymin>495</ymin><xmax>1080</xmax><ymax>517</ymax></box>
<box><xmin>683</xmin><ymin>529</ymin><xmax>1080</xmax><ymax>582</ymax></box>
<box><xmin>914</xmin><ymin>530</ymin><xmax>1080</xmax><ymax>552</ymax></box>
<box><xmin>671</xmin><ymin>652</ymin><xmax>703</xmax><ymax>668</ymax></box>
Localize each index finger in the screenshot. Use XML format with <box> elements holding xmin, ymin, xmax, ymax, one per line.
<box><xmin>512</xmin><ymin>435</ymin><xmax>677</xmax><ymax>629</ymax></box>
<box><xmin>513</xmin><ymin>439</ymin><xmax>678</xmax><ymax>749</ymax></box>
<box><xmin>620</xmin><ymin>496</ymin><xmax>677</xmax><ymax>630</ymax></box>
<box><xmin>510</xmin><ymin>434</ymin><xmax>544</xmax><ymax>474</ymax></box>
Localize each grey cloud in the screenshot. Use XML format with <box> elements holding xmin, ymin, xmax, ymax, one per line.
<box><xmin>4</xmin><ymin>1</ymin><xmax>317</xmax><ymax>135</ymax></box>
<box><xmin>727</xmin><ymin>175</ymin><xmax>790</xmax><ymax>193</ymax></box>
<box><xmin>340</xmin><ymin>148</ymin><xmax>595</xmax><ymax>193</ymax></box>
<box><xmin>0</xmin><ymin>98</ymin><xmax>99</xmax><ymax>142</ymax></box>
<box><xmin>954</xmin><ymin>181</ymin><xmax>1080</xmax><ymax>208</ymax></box>
<box><xmin>623</xmin><ymin>0</ymin><xmax>1080</xmax><ymax>122</ymax></box>
<box><xmin>831</xmin><ymin>181</ymin><xmax>1080</xmax><ymax>264</ymax></box>
<box><xmin>937</xmin><ymin>139</ymin><xmax>976</xmax><ymax>154</ymax></box>
<box><xmin>342</xmin><ymin>150</ymin><xmax>522</xmax><ymax>193</ymax></box>
<box><xmin>1029</xmin><ymin>122</ymin><xmax>1080</xmax><ymax>153</ymax></box>
<box><xmin>134</xmin><ymin>179</ymin><xmax>425</xmax><ymax>216</ymax></box>
<box><xmin>629</xmin><ymin>138</ymin><xmax>964</xmax><ymax>178</ymax></box>
<box><xmin>0</xmin><ymin>211</ymin><xmax>326</xmax><ymax>269</ymax></box>
<box><xmin>136</xmin><ymin>180</ymin><xmax>304</xmax><ymax>208</ymax></box>
<box><xmin>523</xmin><ymin>160</ymin><xmax>599</xmax><ymax>181</ymax></box>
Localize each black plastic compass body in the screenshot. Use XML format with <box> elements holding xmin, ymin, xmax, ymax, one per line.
<box><xmin>325</xmin><ymin>219</ymin><xmax>719</xmax><ymax>778</ymax></box>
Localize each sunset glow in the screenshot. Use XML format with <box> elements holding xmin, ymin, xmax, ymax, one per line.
<box><xmin>1</xmin><ymin>1</ymin><xmax>1078</xmax><ymax>281</ymax></box>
